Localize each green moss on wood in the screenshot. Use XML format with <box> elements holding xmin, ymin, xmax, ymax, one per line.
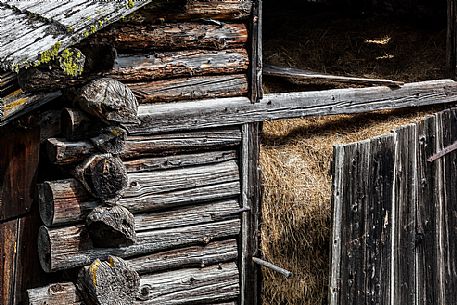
<box><xmin>59</xmin><ymin>48</ymin><xmax>84</xmax><ymax>77</ymax></box>
<box><xmin>34</xmin><ymin>41</ymin><xmax>62</xmax><ymax>67</ymax></box>
<box><xmin>127</xmin><ymin>0</ymin><xmax>135</xmax><ymax>9</ymax></box>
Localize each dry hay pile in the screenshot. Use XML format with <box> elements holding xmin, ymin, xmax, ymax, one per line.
<box><xmin>260</xmin><ymin>107</ymin><xmax>451</xmax><ymax>305</ymax></box>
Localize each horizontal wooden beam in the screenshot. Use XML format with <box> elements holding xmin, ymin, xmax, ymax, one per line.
<box><xmin>126</xmin><ymin>80</ymin><xmax>457</xmax><ymax>134</ymax></box>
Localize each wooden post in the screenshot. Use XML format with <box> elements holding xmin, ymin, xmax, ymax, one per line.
<box><xmin>448</xmin><ymin>0</ymin><xmax>457</xmax><ymax>78</ymax></box>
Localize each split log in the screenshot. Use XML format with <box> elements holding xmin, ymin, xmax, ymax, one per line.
<box><xmin>27</xmin><ymin>282</ymin><xmax>83</xmax><ymax>305</ymax></box>
<box><xmin>40</xmin><ymin>179</ymin><xmax>240</xmax><ymax>227</ymax></box>
<box><xmin>123</xmin><ymin>150</ymin><xmax>237</xmax><ymax>173</ymax></box>
<box><xmin>108</xmin><ymin>49</ymin><xmax>249</xmax><ymax>82</ymax></box>
<box><xmin>137</xmin><ymin>262</ymin><xmax>239</xmax><ymax>304</ymax></box>
<box><xmin>61</xmin><ymin>108</ymin><xmax>104</xmax><ymax>140</ymax></box>
<box><xmin>86</xmin><ymin>206</ymin><xmax>136</xmax><ymax>248</ymax></box>
<box><xmin>129</xmin><ymin>74</ymin><xmax>248</xmax><ymax>103</ymax></box>
<box><xmin>74</xmin><ymin>154</ymin><xmax>128</xmax><ymax>203</ymax></box>
<box><xmin>46</xmin><ymin>128</ymin><xmax>241</xmax><ymax>165</ymax></box>
<box><xmin>128</xmin><ymin>0</ymin><xmax>252</xmax><ymax>23</ymax></box>
<box><xmin>76</xmin><ymin>78</ymin><xmax>139</xmax><ymax>124</ymax></box>
<box><xmin>77</xmin><ymin>256</ymin><xmax>140</xmax><ymax>305</ymax></box>
<box><xmin>38</xmin><ymin>110</ymin><xmax>62</xmax><ymax>142</ymax></box>
<box><xmin>127</xmin><ymin>239</ymin><xmax>238</xmax><ymax>274</ymax></box>
<box><xmin>90</xmin><ymin>126</ymin><xmax>127</xmax><ymax>154</ymax></box>
<box><xmin>38</xmin><ymin>218</ymin><xmax>241</xmax><ymax>272</ymax></box>
<box><xmin>101</xmin><ymin>23</ymin><xmax>247</xmax><ymax>51</ymax></box>
<box><xmin>39</xmin><ymin>161</ymin><xmax>240</xmax><ymax>226</ymax></box>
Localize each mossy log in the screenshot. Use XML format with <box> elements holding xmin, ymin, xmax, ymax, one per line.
<box><xmin>38</xmin><ymin>219</ymin><xmax>240</xmax><ymax>272</ymax></box>
<box><xmin>74</xmin><ymin>154</ymin><xmax>128</xmax><ymax>203</ymax></box>
<box><xmin>76</xmin><ymin>78</ymin><xmax>139</xmax><ymax>124</ymax></box>
<box><xmin>77</xmin><ymin>256</ymin><xmax>140</xmax><ymax>305</ymax></box>
<box><xmin>39</xmin><ymin>161</ymin><xmax>240</xmax><ymax>226</ymax></box>
<box><xmin>46</xmin><ymin>127</ymin><xmax>241</xmax><ymax>165</ymax></box>
<box><xmin>86</xmin><ymin>206</ymin><xmax>136</xmax><ymax>248</ymax></box>
<box><xmin>128</xmin><ymin>0</ymin><xmax>252</xmax><ymax>23</ymax></box>
<box><xmin>129</xmin><ymin>74</ymin><xmax>248</xmax><ymax>104</ymax></box>
<box><xmin>100</xmin><ymin>23</ymin><xmax>247</xmax><ymax>51</ymax></box>
<box><xmin>108</xmin><ymin>49</ymin><xmax>249</xmax><ymax>82</ymax></box>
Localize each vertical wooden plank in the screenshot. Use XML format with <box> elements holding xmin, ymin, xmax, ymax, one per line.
<box><xmin>241</xmin><ymin>123</ymin><xmax>261</xmax><ymax>305</ymax></box>
<box><xmin>365</xmin><ymin>135</ymin><xmax>395</xmax><ymax>305</ymax></box>
<box><xmin>0</xmin><ymin>219</ymin><xmax>18</xmax><ymax>305</ymax></box>
<box><xmin>438</xmin><ymin>109</ymin><xmax>457</xmax><ymax>305</ymax></box>
<box><xmin>447</xmin><ymin>0</ymin><xmax>457</xmax><ymax>78</ymax></box>
<box><xmin>0</xmin><ymin>122</ymin><xmax>40</xmax><ymax>221</ymax></box>
<box><xmin>415</xmin><ymin>115</ymin><xmax>439</xmax><ymax>305</ymax></box>
<box><xmin>250</xmin><ymin>0</ymin><xmax>262</xmax><ymax>102</ymax></box>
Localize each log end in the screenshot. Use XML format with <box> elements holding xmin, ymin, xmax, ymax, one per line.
<box><xmin>38</xmin><ymin>226</ymin><xmax>52</xmax><ymax>273</ymax></box>
<box><xmin>38</xmin><ymin>182</ymin><xmax>55</xmax><ymax>227</ymax></box>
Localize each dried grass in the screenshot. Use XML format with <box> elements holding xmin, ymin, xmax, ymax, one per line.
<box><xmin>260</xmin><ymin>107</ymin><xmax>452</xmax><ymax>305</ymax></box>
<box><xmin>260</xmin><ymin>4</ymin><xmax>450</xmax><ymax>305</ymax></box>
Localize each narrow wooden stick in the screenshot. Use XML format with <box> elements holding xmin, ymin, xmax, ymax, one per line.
<box><xmin>252</xmin><ymin>257</ymin><xmax>293</xmax><ymax>279</ymax></box>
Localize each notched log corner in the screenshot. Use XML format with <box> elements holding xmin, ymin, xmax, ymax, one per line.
<box><xmin>76</xmin><ymin>78</ymin><xmax>139</xmax><ymax>124</ymax></box>
<box><xmin>77</xmin><ymin>256</ymin><xmax>140</xmax><ymax>305</ymax></box>
<box><xmin>90</xmin><ymin>126</ymin><xmax>127</xmax><ymax>155</ymax></box>
<box><xmin>86</xmin><ymin>205</ymin><xmax>136</xmax><ymax>248</ymax></box>
<box><xmin>75</xmin><ymin>154</ymin><xmax>128</xmax><ymax>204</ymax></box>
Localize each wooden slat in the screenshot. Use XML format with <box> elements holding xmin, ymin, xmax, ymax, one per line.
<box><xmin>447</xmin><ymin>0</ymin><xmax>457</xmax><ymax>78</ymax></box>
<box><xmin>0</xmin><ymin>219</ymin><xmax>18</xmax><ymax>305</ymax></box>
<box><xmin>27</xmin><ymin>282</ymin><xmax>83</xmax><ymax>305</ymax></box>
<box><xmin>126</xmin><ymin>80</ymin><xmax>457</xmax><ymax>134</ymax></box>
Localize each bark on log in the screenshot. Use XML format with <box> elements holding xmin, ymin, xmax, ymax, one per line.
<box><xmin>108</xmin><ymin>49</ymin><xmax>249</xmax><ymax>82</ymax></box>
<box><xmin>123</xmin><ymin>150</ymin><xmax>237</xmax><ymax>173</ymax></box>
<box><xmin>76</xmin><ymin>78</ymin><xmax>139</xmax><ymax>124</ymax></box>
<box><xmin>137</xmin><ymin>262</ymin><xmax>239</xmax><ymax>304</ymax></box>
<box><xmin>127</xmin><ymin>239</ymin><xmax>238</xmax><ymax>274</ymax></box>
<box><xmin>46</xmin><ymin>128</ymin><xmax>241</xmax><ymax>165</ymax></box>
<box><xmin>38</xmin><ymin>219</ymin><xmax>241</xmax><ymax>272</ymax></box>
<box><xmin>129</xmin><ymin>75</ymin><xmax>248</xmax><ymax>104</ymax></box>
<box><xmin>27</xmin><ymin>282</ymin><xmax>83</xmax><ymax>305</ymax></box>
<box><xmin>100</xmin><ymin>23</ymin><xmax>247</xmax><ymax>51</ymax></box>
<box><xmin>61</xmin><ymin>108</ymin><xmax>104</xmax><ymax>141</ymax></box>
<box><xmin>39</xmin><ymin>160</ymin><xmax>240</xmax><ymax>226</ymax></box>
<box><xmin>87</xmin><ymin>206</ymin><xmax>136</xmax><ymax>248</ymax></box>
<box><xmin>74</xmin><ymin>154</ymin><xmax>128</xmax><ymax>203</ymax></box>
<box><xmin>90</xmin><ymin>126</ymin><xmax>127</xmax><ymax>154</ymax></box>
<box><xmin>40</xmin><ymin>179</ymin><xmax>240</xmax><ymax>227</ymax></box>
<box><xmin>77</xmin><ymin>256</ymin><xmax>139</xmax><ymax>305</ymax></box>
<box><xmin>127</xmin><ymin>0</ymin><xmax>253</xmax><ymax>24</ymax></box>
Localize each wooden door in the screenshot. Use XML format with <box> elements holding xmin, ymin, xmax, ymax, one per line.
<box><xmin>329</xmin><ymin>107</ymin><xmax>457</xmax><ymax>305</ymax></box>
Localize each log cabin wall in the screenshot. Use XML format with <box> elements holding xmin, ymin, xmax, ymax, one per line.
<box><xmin>25</xmin><ymin>1</ymin><xmax>259</xmax><ymax>305</ymax></box>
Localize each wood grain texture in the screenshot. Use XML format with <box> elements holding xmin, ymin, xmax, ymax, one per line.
<box><xmin>126</xmin><ymin>80</ymin><xmax>457</xmax><ymax>134</ymax></box>
<box><xmin>100</xmin><ymin>23</ymin><xmax>248</xmax><ymax>51</ymax></box>
<box><xmin>47</xmin><ymin>128</ymin><xmax>241</xmax><ymax>165</ymax></box>
<box><xmin>0</xmin><ymin>219</ymin><xmax>18</xmax><ymax>305</ymax></box>
<box><xmin>38</xmin><ymin>219</ymin><xmax>241</xmax><ymax>272</ymax></box>
<box><xmin>129</xmin><ymin>75</ymin><xmax>248</xmax><ymax>104</ymax></box>
<box><xmin>27</xmin><ymin>282</ymin><xmax>83</xmax><ymax>305</ymax></box>
<box><xmin>108</xmin><ymin>49</ymin><xmax>249</xmax><ymax>82</ymax></box>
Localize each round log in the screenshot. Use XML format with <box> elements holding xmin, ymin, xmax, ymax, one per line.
<box><xmin>61</xmin><ymin>107</ymin><xmax>105</xmax><ymax>140</ymax></box>
<box><xmin>86</xmin><ymin>205</ymin><xmax>136</xmax><ymax>248</ymax></box>
<box><xmin>90</xmin><ymin>126</ymin><xmax>127</xmax><ymax>154</ymax></box>
<box><xmin>76</xmin><ymin>78</ymin><xmax>139</xmax><ymax>124</ymax></box>
<box><xmin>77</xmin><ymin>256</ymin><xmax>140</xmax><ymax>305</ymax></box>
<box><xmin>74</xmin><ymin>154</ymin><xmax>128</xmax><ymax>204</ymax></box>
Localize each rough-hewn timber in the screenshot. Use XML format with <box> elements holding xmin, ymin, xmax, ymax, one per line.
<box><xmin>27</xmin><ymin>282</ymin><xmax>83</xmax><ymax>305</ymax></box>
<box><xmin>125</xmin><ymin>80</ymin><xmax>457</xmax><ymax>134</ymax></box>
<box><xmin>129</xmin><ymin>75</ymin><xmax>248</xmax><ymax>104</ymax></box>
<box><xmin>108</xmin><ymin>49</ymin><xmax>249</xmax><ymax>82</ymax></box>
<box><xmin>39</xmin><ymin>160</ymin><xmax>240</xmax><ymax>226</ymax></box>
<box><xmin>38</xmin><ymin>219</ymin><xmax>241</xmax><ymax>272</ymax></box>
<box><xmin>101</xmin><ymin>23</ymin><xmax>247</xmax><ymax>51</ymax></box>
<box><xmin>46</xmin><ymin>128</ymin><xmax>241</xmax><ymax>165</ymax></box>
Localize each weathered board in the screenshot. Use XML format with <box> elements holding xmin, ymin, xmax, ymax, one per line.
<box><xmin>330</xmin><ymin>107</ymin><xmax>457</xmax><ymax>305</ymax></box>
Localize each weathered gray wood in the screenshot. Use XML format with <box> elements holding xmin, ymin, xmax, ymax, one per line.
<box><xmin>126</xmin><ymin>80</ymin><xmax>457</xmax><ymax>134</ymax></box>
<box><xmin>137</xmin><ymin>262</ymin><xmax>239</xmax><ymax>304</ymax></box>
<box><xmin>77</xmin><ymin>78</ymin><xmax>139</xmax><ymax>124</ymax></box>
<box><xmin>447</xmin><ymin>0</ymin><xmax>457</xmax><ymax>78</ymax></box>
<box><xmin>100</xmin><ymin>23</ymin><xmax>247</xmax><ymax>51</ymax></box>
<box><xmin>61</xmin><ymin>107</ymin><xmax>103</xmax><ymax>141</ymax></box>
<box><xmin>74</xmin><ymin>154</ymin><xmax>128</xmax><ymax>203</ymax></box>
<box><xmin>128</xmin><ymin>0</ymin><xmax>252</xmax><ymax>23</ymax></box>
<box><xmin>123</xmin><ymin>150</ymin><xmax>237</xmax><ymax>173</ymax></box>
<box><xmin>38</xmin><ymin>110</ymin><xmax>62</xmax><ymax>142</ymax></box>
<box><xmin>263</xmin><ymin>64</ymin><xmax>404</xmax><ymax>87</ymax></box>
<box><xmin>127</xmin><ymin>239</ymin><xmax>238</xmax><ymax>274</ymax></box>
<box><xmin>128</xmin><ymin>75</ymin><xmax>248</xmax><ymax>104</ymax></box>
<box><xmin>252</xmin><ymin>257</ymin><xmax>292</xmax><ymax>278</ymax></box>
<box><xmin>90</xmin><ymin>126</ymin><xmax>127</xmax><ymax>155</ymax></box>
<box><xmin>77</xmin><ymin>256</ymin><xmax>140</xmax><ymax>305</ymax></box>
<box><xmin>27</xmin><ymin>282</ymin><xmax>83</xmax><ymax>305</ymax></box>
<box><xmin>39</xmin><ymin>178</ymin><xmax>241</xmax><ymax>227</ymax></box>
<box><xmin>46</xmin><ymin>128</ymin><xmax>241</xmax><ymax>165</ymax></box>
<box><xmin>86</xmin><ymin>206</ymin><xmax>136</xmax><ymax>248</ymax></box>
<box><xmin>38</xmin><ymin>218</ymin><xmax>241</xmax><ymax>272</ymax></box>
<box><xmin>108</xmin><ymin>49</ymin><xmax>249</xmax><ymax>82</ymax></box>
<box><xmin>250</xmin><ymin>0</ymin><xmax>262</xmax><ymax>102</ymax></box>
